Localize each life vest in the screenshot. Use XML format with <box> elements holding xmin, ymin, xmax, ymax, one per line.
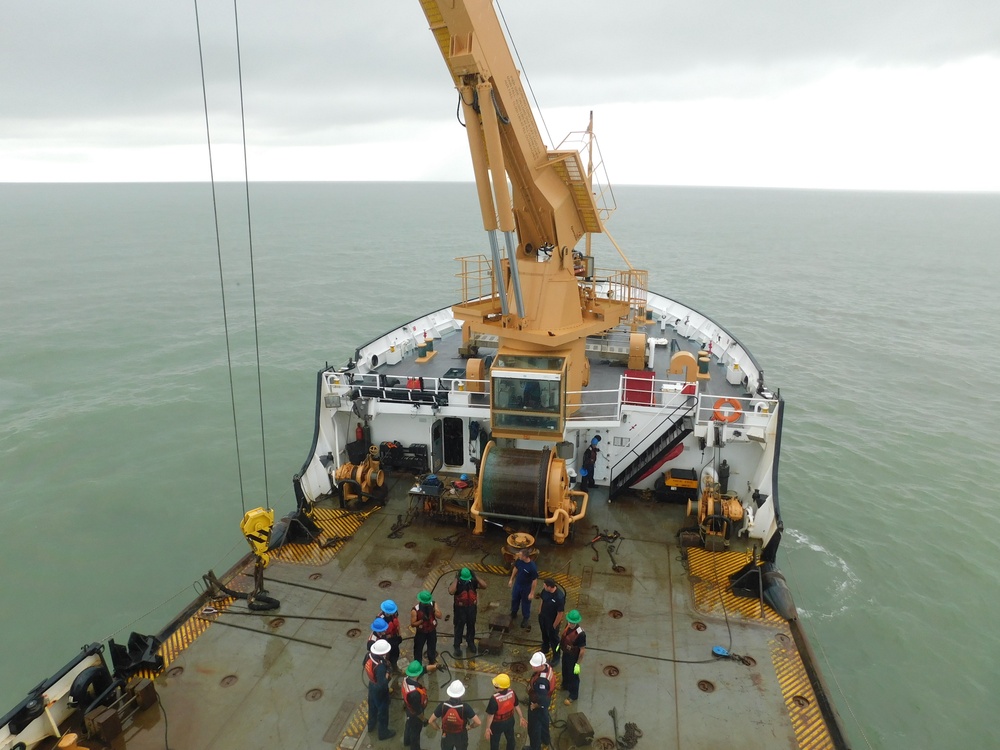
<box><xmin>364</xmin><ymin>654</ymin><xmax>384</xmax><ymax>685</ymax></box>
<box><xmin>367</xmin><ymin>632</ymin><xmax>386</xmax><ymax>650</ymax></box>
<box><xmin>454</xmin><ymin>580</ymin><xmax>478</xmax><ymax>607</ymax></box>
<box><xmin>560</xmin><ymin>625</ymin><xmax>583</xmax><ymax>654</ymax></box>
<box><xmin>413</xmin><ymin>603</ymin><xmax>437</xmax><ymax>633</ymax></box>
<box><xmin>583</xmin><ymin>445</ymin><xmax>598</xmax><ymax>465</ymax></box>
<box><xmin>492</xmin><ymin>689</ymin><xmax>517</xmax><ymax>722</ymax></box>
<box><xmin>401</xmin><ymin>678</ymin><xmax>428</xmax><ymax>715</ymax></box>
<box><xmin>377</xmin><ymin>612</ymin><xmax>401</xmax><ymax>639</ymax></box>
<box><xmin>528</xmin><ymin>665</ymin><xmax>554</xmax><ymax>703</ymax></box>
<box><xmin>441</xmin><ymin>702</ymin><xmax>467</xmax><ymax>735</ymax></box>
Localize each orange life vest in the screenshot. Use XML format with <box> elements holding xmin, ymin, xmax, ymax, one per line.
<box><xmin>492</xmin><ymin>689</ymin><xmax>516</xmax><ymax>722</ymax></box>
<box><xmin>364</xmin><ymin>654</ymin><xmax>384</xmax><ymax>685</ymax></box>
<box><xmin>560</xmin><ymin>625</ymin><xmax>583</xmax><ymax>654</ymax></box>
<box><xmin>528</xmin><ymin>665</ymin><xmax>554</xmax><ymax>702</ymax></box>
<box><xmin>413</xmin><ymin>603</ymin><xmax>437</xmax><ymax>632</ymax></box>
<box><xmin>401</xmin><ymin>678</ymin><xmax>428</xmax><ymax>715</ymax></box>
<box><xmin>454</xmin><ymin>580</ymin><xmax>478</xmax><ymax>607</ymax></box>
<box><xmin>441</xmin><ymin>702</ymin><xmax>466</xmax><ymax>735</ymax></box>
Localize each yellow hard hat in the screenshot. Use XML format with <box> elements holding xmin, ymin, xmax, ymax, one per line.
<box><xmin>492</xmin><ymin>673</ymin><xmax>511</xmax><ymax>690</ymax></box>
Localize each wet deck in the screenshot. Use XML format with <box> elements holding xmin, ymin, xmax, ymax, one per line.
<box><xmin>119</xmin><ymin>479</ymin><xmax>839</xmax><ymax>750</ymax></box>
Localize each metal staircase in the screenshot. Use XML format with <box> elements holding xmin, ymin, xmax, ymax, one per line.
<box><xmin>608</xmin><ymin>406</ymin><xmax>694</xmax><ymax>500</ymax></box>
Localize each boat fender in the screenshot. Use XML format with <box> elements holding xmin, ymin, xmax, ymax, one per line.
<box><xmin>761</xmin><ymin>562</ymin><xmax>798</xmax><ymax>621</ymax></box>
<box><xmin>712</xmin><ymin>646</ymin><xmax>730</xmax><ymax>658</ymax></box>
<box><xmin>69</xmin><ymin>664</ymin><xmax>114</xmax><ymax>711</ymax></box>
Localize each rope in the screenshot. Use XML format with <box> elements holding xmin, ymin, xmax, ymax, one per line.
<box><xmin>231</xmin><ymin>0</ymin><xmax>272</xmax><ymax>511</ymax></box>
<box><xmin>193</xmin><ymin>0</ymin><xmax>247</xmax><ymax>516</ymax></box>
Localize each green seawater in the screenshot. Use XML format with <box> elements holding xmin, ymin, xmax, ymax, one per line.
<box><xmin>1</xmin><ymin>182</ymin><xmax>999</xmax><ymax>748</ymax></box>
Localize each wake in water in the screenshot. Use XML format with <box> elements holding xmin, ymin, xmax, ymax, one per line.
<box><xmin>783</xmin><ymin>527</ymin><xmax>862</xmax><ymax>619</ymax></box>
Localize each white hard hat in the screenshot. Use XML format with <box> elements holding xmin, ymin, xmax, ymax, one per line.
<box><xmin>530</xmin><ymin>651</ymin><xmax>547</xmax><ymax>668</ymax></box>
<box><xmin>446</xmin><ymin>680</ymin><xmax>466</xmax><ymax>699</ymax></box>
<box><xmin>370</xmin><ymin>639</ymin><xmax>391</xmax><ymax>656</ymax></box>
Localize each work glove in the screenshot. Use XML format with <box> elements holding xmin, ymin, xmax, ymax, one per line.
<box><xmin>573</xmin><ymin>664</ymin><xmax>581</xmax><ymax>675</ymax></box>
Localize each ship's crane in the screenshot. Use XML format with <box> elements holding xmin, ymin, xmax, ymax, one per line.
<box><xmin>419</xmin><ymin>0</ymin><xmax>647</xmax><ymax>541</ymax></box>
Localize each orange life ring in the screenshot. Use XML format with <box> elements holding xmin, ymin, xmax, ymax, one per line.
<box><xmin>712</xmin><ymin>397</ymin><xmax>742</xmax><ymax>423</ymax></box>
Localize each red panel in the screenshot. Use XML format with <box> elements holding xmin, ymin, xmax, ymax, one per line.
<box><xmin>623</xmin><ymin>369</ymin><xmax>655</xmax><ymax>405</ymax></box>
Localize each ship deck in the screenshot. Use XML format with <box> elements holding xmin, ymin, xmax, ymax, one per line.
<box><xmin>111</xmin><ymin>480</ymin><xmax>840</xmax><ymax>750</ymax></box>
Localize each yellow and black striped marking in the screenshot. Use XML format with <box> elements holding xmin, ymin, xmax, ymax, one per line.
<box><xmin>771</xmin><ymin>635</ymin><xmax>837</xmax><ymax>749</ymax></box>
<box><xmin>270</xmin><ymin>507</ymin><xmax>376</xmax><ymax>566</ymax></box>
<box><xmin>687</xmin><ymin>548</ymin><xmax>783</xmax><ymax>624</ymax></box>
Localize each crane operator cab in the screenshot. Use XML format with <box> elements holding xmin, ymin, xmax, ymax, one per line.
<box><xmin>490</xmin><ymin>353</ymin><xmax>566</xmax><ymax>439</ymax></box>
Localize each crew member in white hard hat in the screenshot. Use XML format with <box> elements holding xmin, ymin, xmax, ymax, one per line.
<box><xmin>428</xmin><ymin>679</ymin><xmax>481</xmax><ymax>749</ymax></box>
<box><xmin>364</xmin><ymin>639</ymin><xmax>396</xmax><ymax>740</ymax></box>
<box><xmin>526</xmin><ymin>651</ymin><xmax>554</xmax><ymax>750</ymax></box>
<box><xmin>484</xmin><ymin>673</ymin><xmax>525</xmax><ymax>750</ymax></box>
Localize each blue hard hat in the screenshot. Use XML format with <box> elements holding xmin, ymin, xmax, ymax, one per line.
<box><xmin>460</xmin><ymin>473</ymin><xmax>469</xmax><ymax>481</ymax></box>
<box><xmin>381</xmin><ymin>600</ymin><xmax>398</xmax><ymax>615</ymax></box>
<box><xmin>591</xmin><ymin>435</ymin><xmax>601</xmax><ymax>445</ymax></box>
<box><xmin>580</xmin><ymin>468</ymin><xmax>588</xmax><ymax>477</ymax></box>
<box><xmin>371</xmin><ymin>618</ymin><xmax>388</xmax><ymax>632</ymax></box>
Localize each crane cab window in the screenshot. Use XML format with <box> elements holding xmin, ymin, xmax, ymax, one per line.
<box><xmin>490</xmin><ymin>357</ymin><xmax>565</xmax><ymax>437</ymax></box>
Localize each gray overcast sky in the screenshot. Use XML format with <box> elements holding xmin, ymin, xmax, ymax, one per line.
<box><xmin>3</xmin><ymin>0</ymin><xmax>999</xmax><ymax>189</ymax></box>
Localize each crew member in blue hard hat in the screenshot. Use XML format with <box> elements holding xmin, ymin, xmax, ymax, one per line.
<box><xmin>558</xmin><ymin>609</ymin><xmax>587</xmax><ymax>705</ymax></box>
<box><xmin>401</xmin><ymin>660</ymin><xmax>429</xmax><ymax>750</ymax></box>
<box><xmin>364</xmin><ymin>639</ymin><xmax>396</xmax><ymax>741</ymax></box>
<box><xmin>366</xmin><ymin>616</ymin><xmax>389</xmax><ymax>652</ymax></box>
<box><xmin>580</xmin><ymin>435</ymin><xmax>600</xmax><ymax>490</ymax></box>
<box><xmin>376</xmin><ymin>599</ymin><xmax>402</xmax><ymax>673</ymax></box>
<box><xmin>448</xmin><ymin>567</ymin><xmax>487</xmax><ymax>658</ymax></box>
<box><xmin>411</xmin><ymin>590</ymin><xmax>442</xmax><ymax>669</ymax></box>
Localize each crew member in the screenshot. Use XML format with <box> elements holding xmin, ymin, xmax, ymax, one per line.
<box><xmin>448</xmin><ymin>567</ymin><xmax>487</xmax><ymax>657</ymax></box>
<box><xmin>367</xmin><ymin>616</ymin><xmax>390</xmax><ymax>652</ymax></box>
<box><xmin>411</xmin><ymin>590</ymin><xmax>442</xmax><ymax>668</ymax></box>
<box><xmin>484</xmin><ymin>673</ymin><xmax>525</xmax><ymax>750</ymax></box>
<box><xmin>508</xmin><ymin>549</ymin><xmax>538</xmax><ymax>629</ymax></box>
<box><xmin>525</xmin><ymin>651</ymin><xmax>554</xmax><ymax>750</ymax></box>
<box><xmin>580</xmin><ymin>436</ymin><xmax>600</xmax><ymax>489</ymax></box>
<box><xmin>364</xmin><ymin>639</ymin><xmax>396</xmax><ymax>740</ymax></box>
<box><xmin>401</xmin><ymin>660</ymin><xmax>429</xmax><ymax>750</ymax></box>
<box><xmin>377</xmin><ymin>599</ymin><xmax>402</xmax><ymax>673</ymax></box>
<box><xmin>428</xmin><ymin>680</ymin><xmax>480</xmax><ymax>750</ymax></box>
<box><xmin>537</xmin><ymin>578</ymin><xmax>565</xmax><ymax>657</ymax></box>
<box><xmin>558</xmin><ymin>609</ymin><xmax>587</xmax><ymax>705</ymax></box>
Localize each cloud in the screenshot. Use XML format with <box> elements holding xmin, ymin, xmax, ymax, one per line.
<box><xmin>2</xmin><ymin>0</ymin><xmax>999</xmax><ymax>187</ymax></box>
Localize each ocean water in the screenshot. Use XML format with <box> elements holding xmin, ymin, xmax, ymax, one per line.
<box><xmin>1</xmin><ymin>182</ymin><xmax>999</xmax><ymax>748</ymax></box>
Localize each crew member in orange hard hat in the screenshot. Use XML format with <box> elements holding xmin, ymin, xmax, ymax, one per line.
<box><xmin>484</xmin><ymin>673</ymin><xmax>525</xmax><ymax>750</ymax></box>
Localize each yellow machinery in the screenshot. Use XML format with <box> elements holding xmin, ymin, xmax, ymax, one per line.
<box><xmin>687</xmin><ymin>480</ymin><xmax>745</xmax><ymax>552</ymax></box>
<box><xmin>472</xmin><ymin>442</ymin><xmax>588</xmax><ymax>544</ymax></box>
<box><xmin>239</xmin><ymin>507</ymin><xmax>280</xmax><ymax>610</ymax></box>
<box><xmin>333</xmin><ymin>444</ymin><xmax>384</xmax><ymax>502</ymax></box>
<box><xmin>418</xmin><ymin>0</ymin><xmax>650</xmax><ymax>539</ymax></box>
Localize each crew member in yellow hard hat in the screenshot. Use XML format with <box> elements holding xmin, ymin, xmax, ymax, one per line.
<box><xmin>558</xmin><ymin>609</ymin><xmax>586</xmax><ymax>705</ymax></box>
<box><xmin>484</xmin><ymin>673</ymin><xmax>525</xmax><ymax>750</ymax></box>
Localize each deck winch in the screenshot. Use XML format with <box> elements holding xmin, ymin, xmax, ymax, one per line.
<box><xmin>333</xmin><ymin>444</ymin><xmax>384</xmax><ymax>502</ymax></box>
<box><xmin>472</xmin><ymin>443</ymin><xmax>588</xmax><ymax>543</ymax></box>
<box><xmin>687</xmin><ymin>477</ymin><xmax>745</xmax><ymax>551</ymax></box>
